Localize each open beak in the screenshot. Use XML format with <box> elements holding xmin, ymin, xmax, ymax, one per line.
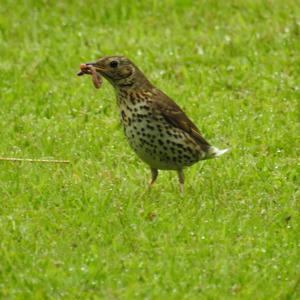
<box><xmin>85</xmin><ymin>62</ymin><xmax>105</xmax><ymax>72</ymax></box>
<box><xmin>77</xmin><ymin>62</ymin><xmax>105</xmax><ymax>76</ymax></box>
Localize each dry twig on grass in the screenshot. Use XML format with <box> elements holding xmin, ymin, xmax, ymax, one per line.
<box><xmin>0</xmin><ymin>157</ymin><xmax>70</xmax><ymax>164</ymax></box>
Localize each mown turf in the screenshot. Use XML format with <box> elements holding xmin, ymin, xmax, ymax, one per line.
<box><xmin>0</xmin><ymin>0</ymin><xmax>299</xmax><ymax>299</ymax></box>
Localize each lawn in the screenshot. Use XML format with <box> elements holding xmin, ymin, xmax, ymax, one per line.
<box><xmin>0</xmin><ymin>0</ymin><xmax>299</xmax><ymax>299</ymax></box>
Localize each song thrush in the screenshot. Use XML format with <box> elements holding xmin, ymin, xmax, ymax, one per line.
<box><xmin>78</xmin><ymin>56</ymin><xmax>228</xmax><ymax>192</ymax></box>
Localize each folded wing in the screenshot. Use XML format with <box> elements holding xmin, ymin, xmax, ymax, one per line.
<box><xmin>152</xmin><ymin>90</ymin><xmax>211</xmax><ymax>150</ymax></box>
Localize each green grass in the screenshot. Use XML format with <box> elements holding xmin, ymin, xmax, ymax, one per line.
<box><xmin>0</xmin><ymin>0</ymin><xmax>299</xmax><ymax>299</ymax></box>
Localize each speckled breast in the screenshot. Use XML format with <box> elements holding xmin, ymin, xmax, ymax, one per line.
<box><xmin>117</xmin><ymin>93</ymin><xmax>204</xmax><ymax>170</ymax></box>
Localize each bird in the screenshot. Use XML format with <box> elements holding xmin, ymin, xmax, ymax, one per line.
<box><xmin>78</xmin><ymin>56</ymin><xmax>228</xmax><ymax>192</ymax></box>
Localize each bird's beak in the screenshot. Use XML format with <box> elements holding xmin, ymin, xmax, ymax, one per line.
<box><xmin>85</xmin><ymin>62</ymin><xmax>106</xmax><ymax>72</ymax></box>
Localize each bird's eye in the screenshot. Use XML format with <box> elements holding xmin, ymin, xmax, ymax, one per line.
<box><xmin>109</xmin><ymin>61</ymin><xmax>118</xmax><ymax>68</ymax></box>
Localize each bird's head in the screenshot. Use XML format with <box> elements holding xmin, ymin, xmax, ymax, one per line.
<box><xmin>84</xmin><ymin>56</ymin><xmax>150</xmax><ymax>90</ymax></box>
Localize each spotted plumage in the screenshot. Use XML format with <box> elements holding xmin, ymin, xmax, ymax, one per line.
<box><xmin>79</xmin><ymin>56</ymin><xmax>228</xmax><ymax>192</ymax></box>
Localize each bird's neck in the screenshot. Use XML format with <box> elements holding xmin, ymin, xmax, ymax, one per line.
<box><xmin>115</xmin><ymin>75</ymin><xmax>153</xmax><ymax>94</ymax></box>
<box><xmin>115</xmin><ymin>79</ymin><xmax>155</xmax><ymax>107</ymax></box>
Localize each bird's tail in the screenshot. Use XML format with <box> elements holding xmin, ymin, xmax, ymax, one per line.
<box><xmin>206</xmin><ymin>146</ymin><xmax>229</xmax><ymax>159</ymax></box>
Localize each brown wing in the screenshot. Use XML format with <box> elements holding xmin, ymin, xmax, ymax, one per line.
<box><xmin>152</xmin><ymin>89</ymin><xmax>210</xmax><ymax>147</ymax></box>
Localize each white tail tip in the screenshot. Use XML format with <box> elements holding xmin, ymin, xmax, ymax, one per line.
<box><xmin>208</xmin><ymin>147</ymin><xmax>229</xmax><ymax>158</ymax></box>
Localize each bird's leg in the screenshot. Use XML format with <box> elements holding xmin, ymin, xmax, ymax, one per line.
<box><xmin>149</xmin><ymin>168</ymin><xmax>158</xmax><ymax>187</ymax></box>
<box><xmin>177</xmin><ymin>169</ymin><xmax>184</xmax><ymax>194</ymax></box>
